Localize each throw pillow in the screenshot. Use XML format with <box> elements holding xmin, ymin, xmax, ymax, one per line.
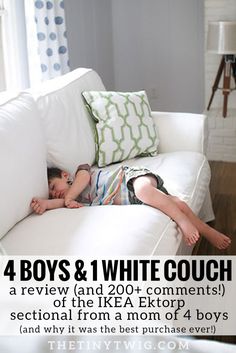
<box><xmin>82</xmin><ymin>90</ymin><xmax>159</xmax><ymax>167</ymax></box>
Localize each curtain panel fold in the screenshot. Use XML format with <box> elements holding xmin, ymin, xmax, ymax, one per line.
<box><xmin>33</xmin><ymin>0</ymin><xmax>70</xmax><ymax>80</ymax></box>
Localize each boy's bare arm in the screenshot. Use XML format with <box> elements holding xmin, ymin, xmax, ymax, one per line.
<box><xmin>31</xmin><ymin>198</ymin><xmax>65</xmax><ymax>215</ymax></box>
<box><xmin>64</xmin><ymin>169</ymin><xmax>90</xmax><ymax>207</ymax></box>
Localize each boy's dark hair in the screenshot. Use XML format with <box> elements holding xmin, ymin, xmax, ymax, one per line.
<box><xmin>47</xmin><ymin>167</ymin><xmax>63</xmax><ymax>181</ymax></box>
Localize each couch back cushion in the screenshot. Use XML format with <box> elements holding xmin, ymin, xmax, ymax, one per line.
<box><xmin>0</xmin><ymin>93</ymin><xmax>48</xmax><ymax>239</ymax></box>
<box><xmin>35</xmin><ymin>68</ymin><xmax>106</xmax><ymax>175</ymax></box>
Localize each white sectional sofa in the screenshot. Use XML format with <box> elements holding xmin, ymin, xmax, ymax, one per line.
<box><xmin>2</xmin><ymin>68</ymin><xmax>236</xmax><ymax>353</ymax></box>
<box><xmin>0</xmin><ymin>68</ymin><xmax>214</xmax><ymax>256</ymax></box>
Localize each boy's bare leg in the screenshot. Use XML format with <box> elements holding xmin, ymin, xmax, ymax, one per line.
<box><xmin>133</xmin><ymin>175</ymin><xmax>231</xmax><ymax>249</ymax></box>
<box><xmin>169</xmin><ymin>196</ymin><xmax>231</xmax><ymax>249</ymax></box>
<box><xmin>133</xmin><ymin>176</ymin><xmax>200</xmax><ymax>246</ymax></box>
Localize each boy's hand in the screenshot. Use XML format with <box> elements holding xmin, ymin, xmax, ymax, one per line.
<box><xmin>31</xmin><ymin>198</ymin><xmax>48</xmax><ymax>215</ymax></box>
<box><xmin>65</xmin><ymin>199</ymin><xmax>84</xmax><ymax>208</ymax></box>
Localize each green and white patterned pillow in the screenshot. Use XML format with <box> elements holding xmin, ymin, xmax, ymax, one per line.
<box><xmin>82</xmin><ymin>90</ymin><xmax>159</xmax><ymax>167</ymax></box>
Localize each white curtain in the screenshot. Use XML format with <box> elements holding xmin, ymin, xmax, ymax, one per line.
<box><xmin>29</xmin><ymin>0</ymin><xmax>70</xmax><ymax>81</ymax></box>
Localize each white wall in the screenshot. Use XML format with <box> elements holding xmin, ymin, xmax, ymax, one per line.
<box><xmin>111</xmin><ymin>0</ymin><xmax>204</xmax><ymax>112</ymax></box>
<box><xmin>205</xmin><ymin>0</ymin><xmax>236</xmax><ymax>109</ymax></box>
<box><xmin>65</xmin><ymin>0</ymin><xmax>204</xmax><ymax>113</ymax></box>
<box><xmin>205</xmin><ymin>0</ymin><xmax>236</xmax><ymax>162</ymax></box>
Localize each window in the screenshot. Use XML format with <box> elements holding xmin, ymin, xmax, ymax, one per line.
<box><xmin>1</xmin><ymin>0</ymin><xmax>29</xmax><ymax>91</ymax></box>
<box><xmin>0</xmin><ymin>0</ymin><xmax>70</xmax><ymax>92</ymax></box>
<box><xmin>0</xmin><ymin>2</ymin><xmax>6</xmax><ymax>92</ymax></box>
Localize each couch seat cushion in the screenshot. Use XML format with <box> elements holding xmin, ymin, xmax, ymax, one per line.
<box><xmin>0</xmin><ymin>151</ymin><xmax>210</xmax><ymax>256</ymax></box>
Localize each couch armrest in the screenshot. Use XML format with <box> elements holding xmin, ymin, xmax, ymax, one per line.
<box><xmin>152</xmin><ymin>111</ymin><xmax>207</xmax><ymax>154</ymax></box>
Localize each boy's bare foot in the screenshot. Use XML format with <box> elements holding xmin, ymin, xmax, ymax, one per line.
<box><xmin>204</xmin><ymin>231</ymin><xmax>231</xmax><ymax>250</ymax></box>
<box><xmin>178</xmin><ymin>218</ymin><xmax>200</xmax><ymax>246</ymax></box>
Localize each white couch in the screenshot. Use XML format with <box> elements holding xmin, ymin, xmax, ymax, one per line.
<box><xmin>0</xmin><ymin>68</ymin><xmax>214</xmax><ymax>256</ymax></box>
<box><xmin>2</xmin><ymin>68</ymin><xmax>235</xmax><ymax>353</ymax></box>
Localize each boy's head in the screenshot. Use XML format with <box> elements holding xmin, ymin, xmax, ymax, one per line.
<box><xmin>47</xmin><ymin>167</ymin><xmax>71</xmax><ymax>199</ymax></box>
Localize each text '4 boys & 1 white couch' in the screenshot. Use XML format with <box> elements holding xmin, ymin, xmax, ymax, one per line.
<box><xmin>0</xmin><ymin>68</ymin><xmax>214</xmax><ymax>256</ymax></box>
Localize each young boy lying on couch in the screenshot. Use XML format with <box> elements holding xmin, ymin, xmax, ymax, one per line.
<box><xmin>31</xmin><ymin>164</ymin><xmax>231</xmax><ymax>250</ymax></box>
